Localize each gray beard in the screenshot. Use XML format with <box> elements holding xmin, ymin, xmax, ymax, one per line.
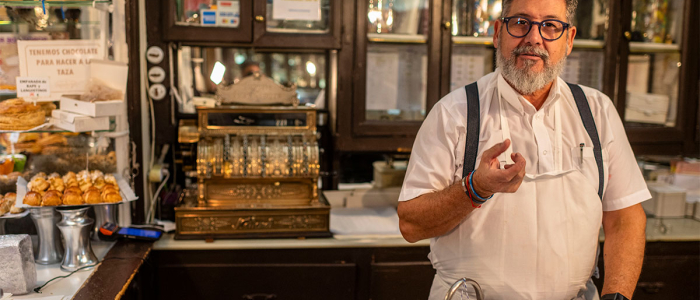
<box><xmin>496</xmin><ymin>44</ymin><xmax>566</xmax><ymax>96</ymax></box>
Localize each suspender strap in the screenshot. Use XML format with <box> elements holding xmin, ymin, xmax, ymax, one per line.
<box><xmin>567</xmin><ymin>83</ymin><xmax>605</xmax><ymax>200</ymax></box>
<box><xmin>462</xmin><ymin>82</ymin><xmax>480</xmax><ymax>178</ymax></box>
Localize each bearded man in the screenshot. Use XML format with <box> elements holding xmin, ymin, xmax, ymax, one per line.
<box><xmin>397</xmin><ymin>0</ymin><xmax>649</xmax><ymax>299</ymax></box>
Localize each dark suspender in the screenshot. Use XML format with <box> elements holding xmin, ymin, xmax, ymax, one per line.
<box><xmin>462</xmin><ymin>82</ymin><xmax>605</xmax><ymax>199</ymax></box>
<box><xmin>567</xmin><ymin>83</ymin><xmax>605</xmax><ymax>200</ymax></box>
<box><xmin>462</xmin><ymin>82</ymin><xmax>480</xmax><ymax>178</ymax></box>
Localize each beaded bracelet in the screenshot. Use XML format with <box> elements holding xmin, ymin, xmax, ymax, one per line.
<box><xmin>468</xmin><ymin>171</ymin><xmax>493</xmax><ymax>202</ymax></box>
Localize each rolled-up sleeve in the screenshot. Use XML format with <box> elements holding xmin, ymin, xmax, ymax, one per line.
<box><xmin>399</xmin><ymin>98</ymin><xmax>462</xmax><ymax>202</ymax></box>
<box><xmin>600</xmin><ymin>97</ymin><xmax>651</xmax><ymax>211</ymax></box>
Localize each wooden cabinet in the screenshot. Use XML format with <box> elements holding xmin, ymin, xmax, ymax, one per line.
<box><xmin>161</xmin><ymin>0</ymin><xmax>340</xmax><ymax>49</ymax></box>
<box><xmin>151</xmin><ymin>246</ymin><xmax>434</xmax><ymax>300</ymax></box>
<box><xmin>336</xmin><ymin>0</ymin><xmax>699</xmax><ymax>155</ymax></box>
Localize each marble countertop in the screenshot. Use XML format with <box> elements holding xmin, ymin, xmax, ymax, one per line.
<box><xmin>154</xmin><ymin>217</ymin><xmax>699</xmax><ymax>251</ymax></box>
<box><xmin>9</xmin><ymin>241</ymin><xmax>115</xmax><ymax>300</ymax></box>
<box><xmin>153</xmin><ymin>234</ymin><xmax>430</xmax><ymax>251</ymax></box>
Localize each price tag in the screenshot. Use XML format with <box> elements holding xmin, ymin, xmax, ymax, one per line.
<box><xmin>9</xmin><ymin>132</ymin><xmax>20</xmax><ymax>143</ymax></box>
<box><xmin>16</xmin><ymin>77</ymin><xmax>50</xmax><ymax>98</ymax></box>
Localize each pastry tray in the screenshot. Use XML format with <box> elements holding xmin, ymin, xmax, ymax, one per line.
<box><xmin>14</xmin><ymin>173</ymin><xmax>138</xmax><ymax>208</ymax></box>
<box><xmin>0</xmin><ymin>209</ymin><xmax>29</xmax><ymax>219</ymax></box>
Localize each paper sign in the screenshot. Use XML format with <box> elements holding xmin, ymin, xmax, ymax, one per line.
<box><xmin>272</xmin><ymin>0</ymin><xmax>321</xmax><ymax>21</ymax></box>
<box><xmin>9</xmin><ymin>132</ymin><xmax>19</xmax><ymax>143</ymax></box>
<box><xmin>17</xmin><ymin>40</ymin><xmax>104</xmax><ymax>99</ymax></box>
<box><xmin>16</xmin><ymin>76</ymin><xmax>50</xmax><ymax>97</ymax></box>
<box><xmin>217</xmin><ymin>1</ymin><xmax>240</xmax><ymax>27</ymax></box>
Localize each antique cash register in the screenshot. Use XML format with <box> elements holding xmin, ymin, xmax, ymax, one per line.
<box><xmin>174</xmin><ymin>74</ymin><xmax>330</xmax><ymax>239</ymax></box>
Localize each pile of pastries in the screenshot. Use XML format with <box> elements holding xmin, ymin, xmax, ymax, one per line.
<box><xmin>23</xmin><ymin>170</ymin><xmax>122</xmax><ymax>206</ymax></box>
<box><xmin>0</xmin><ymin>192</ymin><xmax>24</xmax><ymax>216</ymax></box>
<box><xmin>0</xmin><ymin>133</ymin><xmax>67</xmax><ymax>154</ymax></box>
<box><xmin>0</xmin><ymin>98</ymin><xmax>46</xmax><ymax>130</ymax></box>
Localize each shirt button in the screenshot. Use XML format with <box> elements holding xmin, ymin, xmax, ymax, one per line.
<box><xmin>543</xmin><ymin>150</ymin><xmax>548</xmax><ymax>155</ymax></box>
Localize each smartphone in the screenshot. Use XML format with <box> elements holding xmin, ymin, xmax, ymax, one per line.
<box><xmin>117</xmin><ymin>227</ymin><xmax>163</xmax><ymax>241</ymax></box>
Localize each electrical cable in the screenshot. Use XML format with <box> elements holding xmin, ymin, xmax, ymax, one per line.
<box><xmin>146</xmin><ymin>170</ymin><xmax>169</xmax><ymax>224</ymax></box>
<box><xmin>33</xmin><ymin>257</ymin><xmax>145</xmax><ymax>293</ymax></box>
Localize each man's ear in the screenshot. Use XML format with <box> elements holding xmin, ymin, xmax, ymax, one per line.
<box><xmin>567</xmin><ymin>26</ymin><xmax>577</xmax><ymax>56</ymax></box>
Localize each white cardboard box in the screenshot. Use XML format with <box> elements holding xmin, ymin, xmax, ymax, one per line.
<box><xmin>59</xmin><ymin>60</ymin><xmax>127</xmax><ymax>117</ymax></box>
<box><xmin>51</xmin><ymin>109</ymin><xmax>110</xmax><ymax>132</ymax></box>
<box><xmin>643</xmin><ymin>184</ymin><xmax>687</xmax><ymax>218</ymax></box>
<box><xmin>60</xmin><ymin>95</ymin><xmax>124</xmax><ymax>117</ymax></box>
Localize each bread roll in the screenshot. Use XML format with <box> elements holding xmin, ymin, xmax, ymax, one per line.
<box><xmin>4</xmin><ymin>192</ymin><xmax>23</xmax><ymax>214</ymax></box>
<box><xmin>104</xmin><ymin>174</ymin><xmax>118</xmax><ymax>187</ymax></box>
<box><xmin>48</xmin><ymin>176</ymin><xmax>65</xmax><ymax>193</ymax></box>
<box><xmin>23</xmin><ymin>192</ymin><xmax>42</xmax><ymax>206</ymax></box>
<box><xmin>101</xmin><ymin>191</ymin><xmax>122</xmax><ymax>203</ymax></box>
<box><xmin>65</xmin><ymin>186</ymin><xmax>81</xmax><ymax>195</ymax></box>
<box><xmin>93</xmin><ymin>179</ymin><xmax>106</xmax><ymax>190</ymax></box>
<box><xmin>41</xmin><ymin>190</ymin><xmax>62</xmax><ymax>206</ymax></box>
<box><xmin>0</xmin><ymin>195</ymin><xmax>10</xmax><ymax>215</ymax></box>
<box><xmin>29</xmin><ymin>177</ymin><xmax>50</xmax><ymax>193</ymax></box>
<box><xmin>62</xmin><ymin>191</ymin><xmax>84</xmax><ymax>205</ymax></box>
<box><xmin>83</xmin><ymin>187</ymin><xmax>101</xmax><ymax>204</ymax></box>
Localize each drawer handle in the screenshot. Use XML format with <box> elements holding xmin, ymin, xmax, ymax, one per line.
<box><xmin>242</xmin><ymin>293</ymin><xmax>277</xmax><ymax>300</ymax></box>
<box><xmin>637</xmin><ymin>282</ymin><xmax>665</xmax><ymax>294</ymax></box>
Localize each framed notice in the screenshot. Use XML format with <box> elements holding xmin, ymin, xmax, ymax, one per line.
<box><xmin>18</xmin><ymin>40</ymin><xmax>104</xmax><ymax>99</ymax></box>
<box><xmin>272</xmin><ymin>0</ymin><xmax>321</xmax><ymax>21</ymax></box>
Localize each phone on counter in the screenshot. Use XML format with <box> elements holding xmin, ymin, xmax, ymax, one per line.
<box><xmin>99</xmin><ymin>222</ymin><xmax>163</xmax><ymax>241</ymax></box>
<box><xmin>117</xmin><ymin>227</ymin><xmax>163</xmax><ymax>241</ymax></box>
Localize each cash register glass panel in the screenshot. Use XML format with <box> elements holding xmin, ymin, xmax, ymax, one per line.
<box><xmin>206</xmin><ymin>112</ymin><xmax>308</xmax><ymax>127</ymax></box>
<box><xmin>177</xmin><ymin>46</ymin><xmax>326</xmax><ymax>113</ymax></box>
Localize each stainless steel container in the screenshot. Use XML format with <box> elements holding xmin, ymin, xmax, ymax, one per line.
<box><xmin>56</xmin><ymin>207</ymin><xmax>98</xmax><ymax>272</ymax></box>
<box><xmin>92</xmin><ymin>204</ymin><xmax>118</xmax><ymax>241</ymax></box>
<box><xmin>29</xmin><ymin>208</ymin><xmax>63</xmax><ymax>264</ymax></box>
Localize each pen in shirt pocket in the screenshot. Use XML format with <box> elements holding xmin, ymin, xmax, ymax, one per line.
<box><xmin>579</xmin><ymin>143</ymin><xmax>585</xmax><ymax>165</ymax></box>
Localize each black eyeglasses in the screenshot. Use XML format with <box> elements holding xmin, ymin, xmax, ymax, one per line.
<box><xmin>501</xmin><ymin>16</ymin><xmax>570</xmax><ymax>41</ymax></box>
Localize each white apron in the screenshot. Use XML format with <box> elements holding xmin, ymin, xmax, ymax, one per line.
<box><xmin>428</xmin><ymin>100</ymin><xmax>602</xmax><ymax>300</ymax></box>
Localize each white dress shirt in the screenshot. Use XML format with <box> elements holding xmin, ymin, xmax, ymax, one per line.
<box><xmin>399</xmin><ymin>69</ymin><xmax>651</xmax><ymax>211</ymax></box>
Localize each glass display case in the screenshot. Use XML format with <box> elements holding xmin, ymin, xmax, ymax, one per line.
<box><xmin>163</xmin><ymin>0</ymin><xmax>340</xmax><ymax>49</ymax></box>
<box><xmin>623</xmin><ymin>0</ymin><xmax>684</xmax><ymax>128</ymax></box>
<box><xmin>365</xmin><ymin>0</ymin><xmax>429</xmax><ymax>122</ymax></box>
<box><xmin>0</xmin><ymin>0</ymin><xmax>135</xmax><ymax>222</ymax></box>
<box><xmin>345</xmin><ymin>0</ymin><xmax>441</xmax><ymax>144</ymax></box>
<box><xmin>339</xmin><ymin>0</ymin><xmax>698</xmax><ymax>155</ymax></box>
<box><xmin>0</xmin><ymin>4</ymin><xmax>105</xmax><ymax>95</ymax></box>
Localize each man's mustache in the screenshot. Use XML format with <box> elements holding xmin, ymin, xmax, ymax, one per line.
<box><xmin>512</xmin><ymin>46</ymin><xmax>549</xmax><ymax>61</ymax></box>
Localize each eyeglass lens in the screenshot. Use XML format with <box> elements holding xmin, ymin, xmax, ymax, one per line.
<box><xmin>507</xmin><ymin>17</ymin><xmax>565</xmax><ymax>40</ymax></box>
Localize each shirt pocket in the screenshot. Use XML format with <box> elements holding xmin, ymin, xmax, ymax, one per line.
<box><xmin>570</xmin><ymin>146</ymin><xmax>600</xmax><ymax>194</ymax></box>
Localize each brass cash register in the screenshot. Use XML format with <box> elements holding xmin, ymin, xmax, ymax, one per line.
<box><xmin>175</xmin><ymin>74</ymin><xmax>331</xmax><ymax>239</ymax></box>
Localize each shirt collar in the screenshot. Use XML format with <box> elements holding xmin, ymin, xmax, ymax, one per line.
<box><xmin>496</xmin><ymin>68</ymin><xmax>564</xmax><ymax>114</ymax></box>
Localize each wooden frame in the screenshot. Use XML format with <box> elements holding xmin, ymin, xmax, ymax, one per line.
<box><xmin>161</xmin><ymin>0</ymin><xmax>341</xmax><ymax>49</ymax></box>
<box><xmin>126</xmin><ymin>0</ymin><xmax>145</xmax><ymax>223</ymax></box>
<box><xmin>616</xmin><ymin>0</ymin><xmax>699</xmax><ymax>157</ymax></box>
<box><xmin>162</xmin><ymin>0</ymin><xmax>254</xmax><ymax>43</ymax></box>
<box><xmin>348</xmin><ymin>0</ymin><xmax>443</xmax><ymax>140</ymax></box>
<box><xmin>252</xmin><ymin>0</ymin><xmax>341</xmax><ymax>49</ymax></box>
<box><xmin>338</xmin><ymin>0</ymin><xmax>698</xmax><ymax>156</ymax></box>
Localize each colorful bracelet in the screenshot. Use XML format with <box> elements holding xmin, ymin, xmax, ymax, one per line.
<box><xmin>461</xmin><ymin>173</ymin><xmax>482</xmax><ymax>208</ymax></box>
<box><xmin>468</xmin><ymin>171</ymin><xmax>493</xmax><ymax>202</ymax></box>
